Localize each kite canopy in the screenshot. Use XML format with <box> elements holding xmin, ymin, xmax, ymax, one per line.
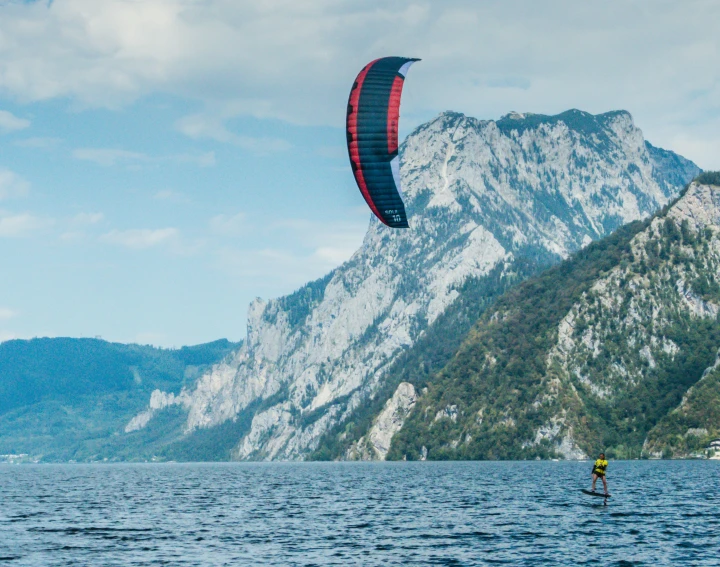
<box><xmin>346</xmin><ymin>56</ymin><xmax>419</xmax><ymax>229</ymax></box>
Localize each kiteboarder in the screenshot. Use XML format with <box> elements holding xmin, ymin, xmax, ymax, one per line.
<box><xmin>591</xmin><ymin>453</ymin><xmax>609</xmax><ymax>494</ymax></box>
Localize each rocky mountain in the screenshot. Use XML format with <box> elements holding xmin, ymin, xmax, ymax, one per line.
<box><xmin>0</xmin><ymin>338</ymin><xmax>238</xmax><ymax>461</ymax></box>
<box><xmin>127</xmin><ymin>109</ymin><xmax>700</xmax><ymax>461</ymax></box>
<box><xmin>388</xmin><ymin>173</ymin><xmax>720</xmax><ymax>461</ymax></box>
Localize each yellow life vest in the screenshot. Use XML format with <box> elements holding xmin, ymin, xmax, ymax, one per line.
<box><xmin>593</xmin><ymin>459</ymin><xmax>608</xmax><ymax>475</ymax></box>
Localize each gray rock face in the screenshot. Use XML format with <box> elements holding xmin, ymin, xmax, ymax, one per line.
<box><xmin>127</xmin><ymin>109</ymin><xmax>699</xmax><ymax>460</ymax></box>
<box><xmin>346</xmin><ymin>382</ymin><xmax>418</xmax><ymax>461</ymax></box>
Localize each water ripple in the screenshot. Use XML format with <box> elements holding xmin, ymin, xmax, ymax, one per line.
<box><xmin>0</xmin><ymin>461</ymin><xmax>718</xmax><ymax>566</ymax></box>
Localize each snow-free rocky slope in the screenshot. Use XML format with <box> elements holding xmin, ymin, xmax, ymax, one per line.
<box><xmin>128</xmin><ymin>109</ymin><xmax>699</xmax><ymax>460</ymax></box>
<box><xmin>389</xmin><ymin>174</ymin><xmax>720</xmax><ymax>460</ymax></box>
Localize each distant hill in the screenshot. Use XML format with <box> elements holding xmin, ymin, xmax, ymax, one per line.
<box><xmin>0</xmin><ymin>338</ymin><xmax>239</xmax><ymax>461</ymax></box>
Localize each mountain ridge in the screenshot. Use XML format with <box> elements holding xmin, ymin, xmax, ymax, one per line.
<box><xmin>0</xmin><ymin>108</ymin><xmax>700</xmax><ymax>462</ymax></box>
<box><xmin>124</xmin><ymin>108</ymin><xmax>699</xmax><ymax>461</ymax></box>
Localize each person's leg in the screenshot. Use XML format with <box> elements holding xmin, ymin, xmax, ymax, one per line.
<box><xmin>591</xmin><ymin>473</ymin><xmax>598</xmax><ymax>490</ymax></box>
<box><xmin>601</xmin><ymin>475</ymin><xmax>608</xmax><ymax>494</ymax></box>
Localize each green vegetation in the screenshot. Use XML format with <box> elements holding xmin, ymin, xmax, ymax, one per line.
<box><xmin>644</xmin><ymin>364</ymin><xmax>720</xmax><ymax>457</ymax></box>
<box><xmin>386</xmin><ymin>178</ymin><xmax>720</xmax><ymax>460</ymax></box>
<box><xmin>264</xmin><ymin>271</ymin><xmax>335</xmax><ymax>328</ymax></box>
<box><xmin>0</xmin><ymin>338</ymin><xmax>239</xmax><ymax>461</ymax></box>
<box><xmin>388</xmin><ymin>218</ymin><xmax>652</xmax><ymax>460</ymax></box>
<box><xmin>315</xmin><ymin>175</ymin><xmax>719</xmax><ymax>462</ymax></box>
<box><xmin>495</xmin><ymin>109</ymin><xmax>623</xmax><ymax>148</ymax></box>
<box><xmin>156</xmin><ymin>405</ymin><xmax>258</xmax><ymax>462</ymax></box>
<box><xmin>309</xmin><ymin>257</ymin><xmax>554</xmax><ymax>460</ymax></box>
<box><xmin>695</xmin><ymin>171</ymin><xmax>720</xmax><ymax>187</ymax></box>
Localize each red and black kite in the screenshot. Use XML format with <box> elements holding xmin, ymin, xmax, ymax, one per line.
<box><xmin>346</xmin><ymin>57</ymin><xmax>419</xmax><ymax>229</ymax></box>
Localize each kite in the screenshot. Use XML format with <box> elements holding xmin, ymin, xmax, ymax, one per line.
<box><xmin>346</xmin><ymin>57</ymin><xmax>419</xmax><ymax>228</ymax></box>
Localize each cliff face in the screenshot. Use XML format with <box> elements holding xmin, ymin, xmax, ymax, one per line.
<box><xmin>128</xmin><ymin>109</ymin><xmax>699</xmax><ymax>460</ymax></box>
<box><xmin>389</xmin><ymin>179</ymin><xmax>720</xmax><ymax>461</ymax></box>
<box><xmin>345</xmin><ymin>382</ymin><xmax>418</xmax><ymax>461</ymax></box>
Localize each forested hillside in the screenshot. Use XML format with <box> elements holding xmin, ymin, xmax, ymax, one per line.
<box><xmin>387</xmin><ymin>174</ymin><xmax>720</xmax><ymax>460</ymax></box>
<box><xmin>0</xmin><ymin>338</ymin><xmax>238</xmax><ymax>461</ymax></box>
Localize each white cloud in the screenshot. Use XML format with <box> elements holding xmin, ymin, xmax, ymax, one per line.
<box><xmin>0</xmin><ymin>168</ymin><xmax>30</xmax><ymax>200</ymax></box>
<box><xmin>0</xmin><ymin>211</ymin><xmax>52</xmax><ymax>237</ymax></box>
<box><xmin>153</xmin><ymin>189</ymin><xmax>192</xmax><ymax>204</ymax></box>
<box><xmin>212</xmin><ymin>215</ymin><xmax>366</xmax><ymax>288</ymax></box>
<box><xmin>175</xmin><ymin>113</ymin><xmax>239</xmax><ymax>144</ymax></box>
<box><xmin>154</xmin><ymin>189</ymin><xmax>174</xmax><ymax>200</ymax></box>
<box><xmin>72</xmin><ymin>148</ymin><xmax>149</xmax><ymax>167</ymax></box>
<box><xmin>0</xmin><ymin>307</ymin><xmax>17</xmax><ymax>321</ymax></box>
<box><xmin>0</xmin><ymin>109</ymin><xmax>30</xmax><ymax>132</ymax></box>
<box><xmin>72</xmin><ymin>147</ymin><xmax>216</xmax><ymax>167</ymax></box>
<box><xmin>72</xmin><ymin>211</ymin><xmax>104</xmax><ymax>225</ymax></box>
<box><xmin>213</xmin><ymin>243</ymin><xmax>354</xmax><ymax>295</ymax></box>
<box><xmin>215</xmin><ymin>246</ymin><xmax>304</xmax><ymax>280</ymax></box>
<box><xmin>0</xmin><ymin>1</ymin><xmax>715</xmax><ymax>166</ymax></box>
<box><xmin>209</xmin><ymin>212</ymin><xmax>247</xmax><ymax>237</ymax></box>
<box><xmin>172</xmin><ymin>151</ymin><xmax>216</xmax><ymax>167</ymax></box>
<box><xmin>14</xmin><ymin>136</ymin><xmax>62</xmax><ymax>149</ymax></box>
<box><xmin>313</xmin><ymin>245</ymin><xmax>358</xmax><ymax>266</ymax></box>
<box><xmin>0</xmin><ymin>2</ymin><xmax>712</xmax><ymax>118</ymax></box>
<box><xmin>60</xmin><ymin>230</ymin><xmax>86</xmax><ymax>242</ymax></box>
<box><xmin>176</xmin><ymin>113</ymin><xmax>291</xmax><ymax>152</ymax></box>
<box><xmin>100</xmin><ymin>227</ymin><xmax>179</xmax><ymax>249</ymax></box>
<box><xmin>233</xmin><ymin>136</ymin><xmax>292</xmax><ymax>153</ymax></box>
<box><xmin>307</xmin><ymin>223</ymin><xmax>366</xmax><ymax>267</ymax></box>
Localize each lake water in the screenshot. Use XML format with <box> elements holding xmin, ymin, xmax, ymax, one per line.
<box><xmin>0</xmin><ymin>461</ymin><xmax>718</xmax><ymax>566</ymax></box>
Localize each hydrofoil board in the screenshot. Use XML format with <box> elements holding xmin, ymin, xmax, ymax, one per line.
<box><xmin>581</xmin><ymin>489</ymin><xmax>611</xmax><ymax>498</ymax></box>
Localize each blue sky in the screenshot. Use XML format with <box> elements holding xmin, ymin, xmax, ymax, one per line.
<box><xmin>1</xmin><ymin>0</ymin><xmax>719</xmax><ymax>346</ymax></box>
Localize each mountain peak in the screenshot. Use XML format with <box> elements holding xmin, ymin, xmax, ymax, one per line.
<box><xmin>400</xmin><ymin>107</ymin><xmax>696</xmax><ymax>250</ymax></box>
<box><xmin>493</xmin><ymin>108</ymin><xmax>633</xmax><ymax>138</ymax></box>
<box><xmin>419</xmin><ymin>109</ymin><xmax>637</xmax><ymax>146</ymax></box>
<box><xmin>500</xmin><ymin>110</ymin><xmax>533</xmax><ymax>120</ymax></box>
<box><xmin>125</xmin><ymin>110</ymin><xmax>700</xmax><ymax>462</ymax></box>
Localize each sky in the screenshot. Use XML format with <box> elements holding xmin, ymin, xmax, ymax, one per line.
<box><xmin>0</xmin><ymin>0</ymin><xmax>718</xmax><ymax>347</ymax></box>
